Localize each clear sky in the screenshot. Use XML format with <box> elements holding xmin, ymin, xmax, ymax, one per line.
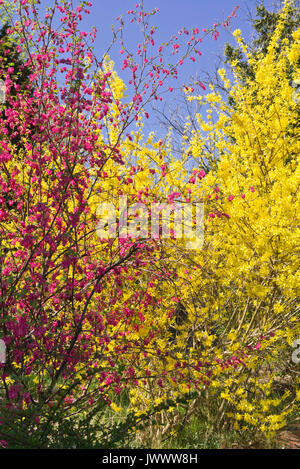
<box><xmin>74</xmin><ymin>0</ymin><xmax>276</xmax><ymax>134</ymax></box>
<box><xmin>80</xmin><ymin>0</ymin><xmax>276</xmax><ymax>74</ymax></box>
<box><xmin>21</xmin><ymin>0</ymin><xmax>277</xmax><ymax>135</ymax></box>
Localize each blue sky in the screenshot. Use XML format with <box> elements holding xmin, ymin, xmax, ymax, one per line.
<box><xmin>74</xmin><ymin>0</ymin><xmax>276</xmax><ymax>134</ymax></box>
<box><xmin>8</xmin><ymin>0</ymin><xmax>277</xmax><ymax>135</ymax></box>
<box><xmin>80</xmin><ymin>0</ymin><xmax>276</xmax><ymax>75</ymax></box>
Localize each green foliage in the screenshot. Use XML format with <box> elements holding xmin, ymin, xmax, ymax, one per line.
<box><xmin>224</xmin><ymin>0</ymin><xmax>300</xmax><ymax>84</ymax></box>
<box><xmin>253</xmin><ymin>1</ymin><xmax>300</xmax><ymax>53</ymax></box>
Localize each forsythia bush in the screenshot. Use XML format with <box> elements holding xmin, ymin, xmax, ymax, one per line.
<box><xmin>124</xmin><ymin>3</ymin><xmax>300</xmax><ymax>443</ymax></box>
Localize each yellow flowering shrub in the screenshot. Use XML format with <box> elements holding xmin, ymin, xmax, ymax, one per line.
<box><xmin>123</xmin><ymin>3</ymin><xmax>300</xmax><ymax>442</ymax></box>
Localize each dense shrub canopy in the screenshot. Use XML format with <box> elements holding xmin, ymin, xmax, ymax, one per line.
<box><xmin>0</xmin><ymin>0</ymin><xmax>299</xmax><ymax>449</ymax></box>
